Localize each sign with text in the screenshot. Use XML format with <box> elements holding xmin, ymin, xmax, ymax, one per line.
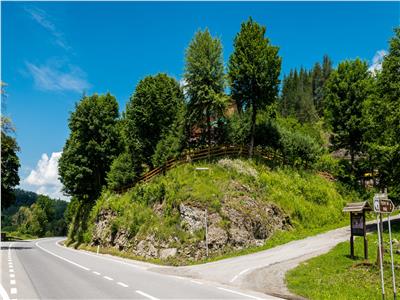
<box><xmin>374</xmin><ymin>194</ymin><xmax>394</xmax><ymax>214</ymax></box>
<box><xmin>351</xmin><ymin>213</ymin><xmax>365</xmax><ymax>236</ymax></box>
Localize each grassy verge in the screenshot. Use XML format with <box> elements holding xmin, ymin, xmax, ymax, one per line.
<box><xmin>286</xmin><ymin>217</ymin><xmax>400</xmax><ymax>300</ymax></box>
<box><xmin>3</xmin><ymin>231</ymin><xmax>38</xmax><ymax>240</ymax></box>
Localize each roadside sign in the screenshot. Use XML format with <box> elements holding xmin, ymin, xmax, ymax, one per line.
<box><xmin>374</xmin><ymin>194</ymin><xmax>395</xmax><ymax>214</ymax></box>
<box><xmin>374</xmin><ymin>192</ymin><xmax>397</xmax><ymax>300</ymax></box>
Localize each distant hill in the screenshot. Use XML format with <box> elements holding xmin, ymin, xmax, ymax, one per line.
<box><xmin>1</xmin><ymin>189</ymin><xmax>68</xmax><ymax>237</ymax></box>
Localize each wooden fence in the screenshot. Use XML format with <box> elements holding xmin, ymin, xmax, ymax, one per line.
<box><xmin>117</xmin><ymin>145</ymin><xmax>283</xmax><ymax>193</ymax></box>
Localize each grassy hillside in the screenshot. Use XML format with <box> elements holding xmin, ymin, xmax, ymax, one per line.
<box><xmin>76</xmin><ymin>158</ymin><xmax>364</xmax><ymax>265</ymax></box>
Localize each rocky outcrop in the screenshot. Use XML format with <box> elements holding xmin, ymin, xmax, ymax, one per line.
<box><xmin>90</xmin><ymin>179</ymin><xmax>291</xmax><ymax>263</ymax></box>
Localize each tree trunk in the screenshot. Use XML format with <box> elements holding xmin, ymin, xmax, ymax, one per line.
<box><xmin>249</xmin><ymin>103</ymin><xmax>257</xmax><ymax>158</ymax></box>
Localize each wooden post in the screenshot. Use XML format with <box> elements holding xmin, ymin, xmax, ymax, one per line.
<box><xmin>350</xmin><ymin>213</ymin><xmax>354</xmax><ymax>259</ymax></box>
<box><xmin>363</xmin><ymin>211</ymin><xmax>368</xmax><ymax>260</ymax></box>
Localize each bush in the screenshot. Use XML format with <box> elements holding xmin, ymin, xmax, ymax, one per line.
<box><xmin>107</xmin><ymin>152</ymin><xmax>141</xmax><ymax>191</ymax></box>
<box><xmin>226</xmin><ymin>112</ymin><xmax>251</xmax><ymax>145</ymax></box>
<box><xmin>278</xmin><ymin>127</ymin><xmax>322</xmax><ymax>168</ymax></box>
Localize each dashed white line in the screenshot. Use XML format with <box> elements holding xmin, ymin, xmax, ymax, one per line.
<box><xmin>92</xmin><ymin>271</ymin><xmax>101</xmax><ymax>275</ymax></box>
<box><xmin>10</xmin><ymin>288</ymin><xmax>17</xmax><ymax>295</ymax></box>
<box><xmin>230</xmin><ymin>268</ymin><xmax>250</xmax><ymax>282</ymax></box>
<box><xmin>117</xmin><ymin>282</ymin><xmax>128</xmax><ymax>288</ymax></box>
<box><xmin>10</xmin><ymin>280</ymin><xmax>16</xmax><ymax>285</ymax></box>
<box><xmin>9</xmin><ymin>269</ymin><xmax>14</xmax><ymax>273</ymax></box>
<box><xmin>218</xmin><ymin>287</ymin><xmax>261</xmax><ymax>299</ymax></box>
<box><xmin>190</xmin><ymin>280</ymin><xmax>203</xmax><ymax>285</ymax></box>
<box><xmin>10</xmin><ymin>274</ymin><xmax>15</xmax><ymax>278</ymax></box>
<box><xmin>35</xmin><ymin>241</ymin><xmax>90</xmax><ymax>271</ymax></box>
<box><xmin>136</xmin><ymin>290</ymin><xmax>160</xmax><ymax>300</ymax></box>
<box><xmin>103</xmin><ymin>276</ymin><xmax>113</xmax><ymax>281</ymax></box>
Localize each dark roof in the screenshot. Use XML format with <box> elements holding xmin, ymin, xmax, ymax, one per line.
<box><xmin>343</xmin><ymin>201</ymin><xmax>372</xmax><ymax>213</ymax></box>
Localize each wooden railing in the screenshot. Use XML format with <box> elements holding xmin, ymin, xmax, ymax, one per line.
<box><xmin>117</xmin><ymin>145</ymin><xmax>282</xmax><ymax>193</ymax></box>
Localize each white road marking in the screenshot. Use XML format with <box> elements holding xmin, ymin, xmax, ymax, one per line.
<box><xmin>117</xmin><ymin>282</ymin><xmax>128</xmax><ymax>287</ymax></box>
<box><xmin>35</xmin><ymin>241</ymin><xmax>90</xmax><ymax>271</ymax></box>
<box><xmin>230</xmin><ymin>268</ymin><xmax>250</xmax><ymax>282</ymax></box>
<box><xmin>10</xmin><ymin>274</ymin><xmax>15</xmax><ymax>278</ymax></box>
<box><xmin>0</xmin><ymin>283</ymin><xmax>11</xmax><ymax>300</ymax></box>
<box><xmin>103</xmin><ymin>276</ymin><xmax>113</xmax><ymax>281</ymax></box>
<box><xmin>190</xmin><ymin>280</ymin><xmax>203</xmax><ymax>285</ymax></box>
<box><xmin>136</xmin><ymin>290</ymin><xmax>160</xmax><ymax>300</ymax></box>
<box><xmin>92</xmin><ymin>271</ymin><xmax>101</xmax><ymax>275</ymax></box>
<box><xmin>9</xmin><ymin>269</ymin><xmax>14</xmax><ymax>273</ymax></box>
<box><xmin>10</xmin><ymin>288</ymin><xmax>17</xmax><ymax>295</ymax></box>
<box><xmin>55</xmin><ymin>240</ymin><xmax>145</xmax><ymax>270</ymax></box>
<box><xmin>10</xmin><ymin>280</ymin><xmax>16</xmax><ymax>285</ymax></box>
<box><xmin>218</xmin><ymin>287</ymin><xmax>261</xmax><ymax>299</ymax></box>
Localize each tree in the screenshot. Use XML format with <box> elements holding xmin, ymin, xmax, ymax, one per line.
<box><xmin>228</xmin><ymin>17</ymin><xmax>281</xmax><ymax>156</ymax></box>
<box><xmin>1</xmin><ymin>117</ymin><xmax>20</xmax><ymax>210</ymax></box>
<box><xmin>363</xmin><ymin>27</ymin><xmax>400</xmax><ymax>201</ymax></box>
<box><xmin>58</xmin><ymin>93</ymin><xmax>121</xmax><ymax>203</ymax></box>
<box><xmin>313</xmin><ymin>55</ymin><xmax>333</xmax><ymax>116</ymax></box>
<box><xmin>280</xmin><ymin>68</ymin><xmax>317</xmax><ymax>123</ymax></box>
<box><xmin>324</xmin><ymin>59</ymin><xmax>373</xmax><ymax>171</ymax></box>
<box><xmin>123</xmin><ymin>73</ymin><xmax>184</xmax><ymax>167</ymax></box>
<box><xmin>184</xmin><ymin>29</ymin><xmax>227</xmax><ymax>148</ymax></box>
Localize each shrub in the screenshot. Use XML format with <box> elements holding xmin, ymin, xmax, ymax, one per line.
<box><xmin>278</xmin><ymin>127</ymin><xmax>322</xmax><ymax>168</ymax></box>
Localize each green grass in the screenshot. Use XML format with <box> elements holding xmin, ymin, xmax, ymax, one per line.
<box><xmin>76</xmin><ymin>158</ymin><xmax>364</xmax><ymax>265</ymax></box>
<box><xmin>3</xmin><ymin>231</ymin><xmax>38</xmax><ymax>240</ymax></box>
<box><xmin>286</xmin><ymin>219</ymin><xmax>400</xmax><ymax>300</ymax></box>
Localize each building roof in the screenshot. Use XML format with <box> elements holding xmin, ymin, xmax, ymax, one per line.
<box><xmin>343</xmin><ymin>201</ymin><xmax>372</xmax><ymax>213</ymax></box>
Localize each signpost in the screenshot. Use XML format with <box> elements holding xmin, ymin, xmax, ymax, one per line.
<box><xmin>374</xmin><ymin>192</ymin><xmax>396</xmax><ymax>300</ymax></box>
<box><xmin>343</xmin><ymin>201</ymin><xmax>371</xmax><ymax>259</ymax></box>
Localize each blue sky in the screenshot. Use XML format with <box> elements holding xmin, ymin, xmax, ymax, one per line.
<box><xmin>2</xmin><ymin>1</ymin><xmax>399</xmax><ymax>199</ymax></box>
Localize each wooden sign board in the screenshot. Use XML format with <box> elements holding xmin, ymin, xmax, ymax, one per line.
<box><xmin>374</xmin><ymin>195</ymin><xmax>394</xmax><ymax>214</ymax></box>
<box><xmin>351</xmin><ymin>213</ymin><xmax>365</xmax><ymax>236</ymax></box>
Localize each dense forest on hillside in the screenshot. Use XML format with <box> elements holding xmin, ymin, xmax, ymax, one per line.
<box><xmin>57</xmin><ymin>19</ymin><xmax>400</xmax><ymax>248</ymax></box>
<box><xmin>2</xmin><ymin>189</ymin><xmax>68</xmax><ymax>238</ymax></box>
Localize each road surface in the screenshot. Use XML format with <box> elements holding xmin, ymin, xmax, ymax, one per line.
<box><xmin>0</xmin><ymin>238</ymin><xmax>280</xmax><ymax>300</ymax></box>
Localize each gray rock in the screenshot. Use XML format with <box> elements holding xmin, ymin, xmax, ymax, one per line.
<box><xmin>159</xmin><ymin>248</ymin><xmax>177</xmax><ymax>260</ymax></box>
<box><xmin>179</xmin><ymin>204</ymin><xmax>206</xmax><ymax>233</ymax></box>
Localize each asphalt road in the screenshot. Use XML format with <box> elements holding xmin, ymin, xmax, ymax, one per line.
<box><xmin>0</xmin><ymin>238</ymin><xmax>281</xmax><ymax>300</ymax></box>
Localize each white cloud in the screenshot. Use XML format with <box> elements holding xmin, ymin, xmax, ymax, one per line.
<box><xmin>26</xmin><ymin>60</ymin><xmax>90</xmax><ymax>93</ymax></box>
<box><xmin>368</xmin><ymin>50</ymin><xmax>387</xmax><ymax>74</ymax></box>
<box><xmin>23</xmin><ymin>152</ymin><xmax>69</xmax><ymax>201</ymax></box>
<box><xmin>25</xmin><ymin>6</ymin><xmax>71</xmax><ymax>51</ymax></box>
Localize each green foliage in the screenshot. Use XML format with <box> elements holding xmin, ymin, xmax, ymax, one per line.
<box><xmin>152</xmin><ymin>103</ymin><xmax>187</xmax><ymax>167</ymax></box>
<box><xmin>324</xmin><ymin>59</ymin><xmax>373</xmax><ymax>169</ymax></box>
<box><xmin>226</xmin><ymin>111</ymin><xmax>251</xmax><ymax>145</ymax></box>
<box><xmin>59</xmin><ymin>93</ymin><xmax>121</xmax><ymax>203</ymax></box>
<box><xmin>10</xmin><ymin>193</ymin><xmax>68</xmax><ymax>237</ymax></box>
<box><xmin>278</xmin><ymin>127</ymin><xmax>322</xmax><ymax>168</ymax></box>
<box><xmin>123</xmin><ymin>73</ymin><xmax>185</xmax><ymax>167</ymax></box>
<box><xmin>280</xmin><ymin>68</ymin><xmax>317</xmax><ymax>123</ymax></box>
<box><xmin>363</xmin><ymin>28</ymin><xmax>400</xmax><ymax>202</ymax></box>
<box><xmin>229</xmin><ymin>17</ymin><xmax>281</xmax><ymax>154</ymax></box>
<box><xmin>280</xmin><ymin>56</ymin><xmax>332</xmax><ymax>123</ymax></box>
<box><xmin>107</xmin><ymin>152</ymin><xmax>140</xmax><ymax>191</ymax></box>
<box><xmin>1</xmin><ymin>117</ymin><xmax>20</xmax><ymax>210</ymax></box>
<box><xmin>184</xmin><ymin>29</ymin><xmax>228</xmax><ymax>147</ymax></box>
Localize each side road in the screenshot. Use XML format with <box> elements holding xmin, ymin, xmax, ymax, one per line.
<box><xmin>150</xmin><ymin>214</ymin><xmax>400</xmax><ymax>299</ymax></box>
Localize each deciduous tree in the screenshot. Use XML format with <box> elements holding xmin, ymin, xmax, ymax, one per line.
<box><xmin>228</xmin><ymin>18</ymin><xmax>281</xmax><ymax>156</ymax></box>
